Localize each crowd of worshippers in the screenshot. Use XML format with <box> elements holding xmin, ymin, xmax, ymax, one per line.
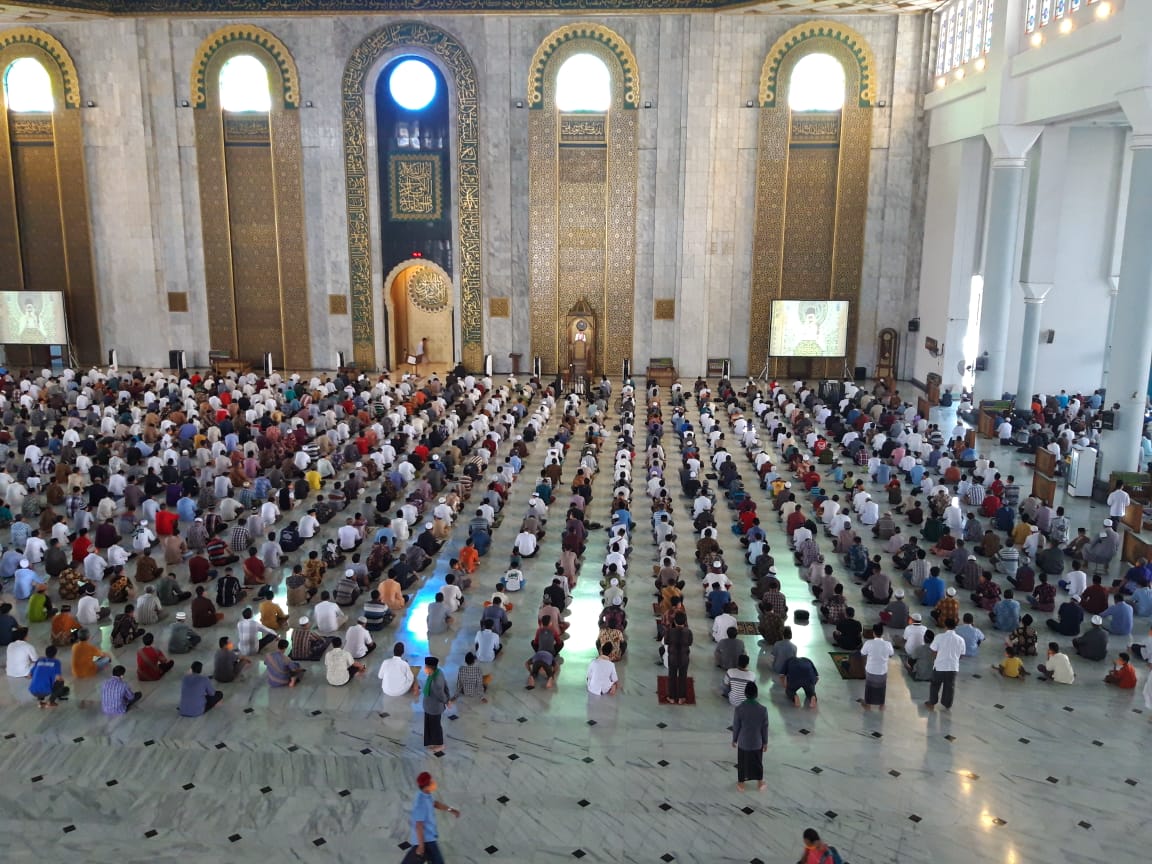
<box><xmin>0</xmin><ymin>362</ymin><xmax>604</xmax><ymax>713</ymax></box>
<box><xmin>673</xmin><ymin>375</ymin><xmax>1152</xmax><ymax>710</ymax></box>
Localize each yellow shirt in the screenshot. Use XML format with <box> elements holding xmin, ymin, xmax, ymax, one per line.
<box><xmin>305</xmin><ymin>470</ymin><xmax>322</xmax><ymax>491</ymax></box>
<box><xmin>1000</xmin><ymin>656</ymin><xmax>1024</xmax><ymax>678</ymax></box>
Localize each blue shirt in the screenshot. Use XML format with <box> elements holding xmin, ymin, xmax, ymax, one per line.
<box><xmin>409</xmin><ymin>791</ymin><xmax>438</xmax><ymax>844</ymax></box>
<box><xmin>908</xmin><ymin>465</ymin><xmax>925</xmax><ymax>486</ymax></box>
<box><xmin>178</xmin><ymin>673</ymin><xmax>215</xmax><ymax>716</ymax></box>
<box><xmin>707</xmin><ymin>590</ymin><xmax>731</xmax><ymax>617</ymax></box>
<box><xmin>876</xmin><ymin>464</ymin><xmax>891</xmax><ymax>485</ymax></box>
<box><xmin>1132</xmin><ymin>587</ymin><xmax>1152</xmax><ymax>618</ymax></box>
<box><xmin>1100</xmin><ymin>602</ymin><xmax>1134</xmax><ymax>636</ymax></box>
<box><xmin>992</xmin><ymin>598</ymin><xmax>1021</xmax><ymax>632</ymax></box>
<box><xmin>28</xmin><ymin>657</ymin><xmax>61</xmax><ymax>697</ymax></box>
<box><xmin>920</xmin><ymin>577</ymin><xmax>945</xmax><ymax>607</ymax></box>
<box><xmin>13</xmin><ymin>567</ymin><xmax>44</xmax><ymax>600</ymax></box>
<box><xmin>955</xmin><ymin>623</ymin><xmax>984</xmax><ymax>657</ymax></box>
<box><xmin>101</xmin><ymin>676</ymin><xmax>135</xmax><ymax>715</ymax></box>
<box><xmin>176</xmin><ymin>498</ymin><xmax>197</xmax><ymax>522</ymax></box>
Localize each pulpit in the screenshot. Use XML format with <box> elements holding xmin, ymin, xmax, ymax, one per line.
<box><xmin>566</xmin><ymin>299</ymin><xmax>596</xmax><ymax>381</ymax></box>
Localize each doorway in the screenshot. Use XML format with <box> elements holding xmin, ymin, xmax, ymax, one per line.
<box><xmin>385</xmin><ymin>260</ymin><xmax>454</xmax><ymax>372</ymax></box>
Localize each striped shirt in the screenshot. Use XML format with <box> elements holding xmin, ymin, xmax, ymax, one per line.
<box><xmin>100</xmin><ymin>676</ymin><xmax>134</xmax><ymax>715</ymax></box>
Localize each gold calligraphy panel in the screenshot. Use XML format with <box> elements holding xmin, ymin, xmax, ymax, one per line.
<box><xmin>388</xmin><ymin>153</ymin><xmax>443</xmax><ymax>221</ymax></box>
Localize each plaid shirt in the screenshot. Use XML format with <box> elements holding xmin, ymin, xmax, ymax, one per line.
<box><xmin>761</xmin><ymin>589</ymin><xmax>788</xmax><ymax>617</ymax></box>
<box><xmin>66</xmin><ymin>494</ymin><xmax>85</xmax><ymax>519</ymax></box>
<box><xmin>229</xmin><ymin>525</ymin><xmax>251</xmax><ymax>553</ymax></box>
<box><xmin>454</xmin><ymin>663</ymin><xmax>485</xmax><ymax>698</ymax></box>
<box><xmin>100</xmin><ymin>676</ymin><xmax>134</xmax><ymax>715</ymax></box>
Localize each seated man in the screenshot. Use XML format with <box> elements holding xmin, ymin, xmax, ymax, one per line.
<box><xmin>585</xmin><ymin>643</ymin><xmax>620</xmax><ymax>695</ymax></box>
<box><xmin>289</xmin><ymin>616</ymin><xmax>335</xmax><ymax>661</ymax></box>
<box><xmin>178</xmin><ymin>660</ymin><xmax>224</xmax><ymax>717</ymax></box>
<box><xmin>831</xmin><ymin>607</ymin><xmax>863</xmax><ymax>650</ymax></box>
<box><xmin>1103</xmin><ymin>652</ymin><xmax>1138</xmax><ymax>688</ymax></box>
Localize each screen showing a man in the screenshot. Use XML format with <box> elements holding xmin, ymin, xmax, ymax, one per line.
<box><xmin>768</xmin><ymin>300</ymin><xmax>850</xmax><ymax>357</ymax></box>
<box><xmin>0</xmin><ymin>292</ymin><xmax>66</xmax><ymax>345</ymax></box>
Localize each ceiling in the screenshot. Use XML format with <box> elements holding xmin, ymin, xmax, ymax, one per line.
<box><xmin>0</xmin><ymin>0</ymin><xmax>943</xmax><ymax>19</ymax></box>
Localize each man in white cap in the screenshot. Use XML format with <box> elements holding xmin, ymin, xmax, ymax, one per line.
<box><xmin>432</xmin><ymin>497</ymin><xmax>454</xmax><ymax>541</ymax></box>
<box><xmin>902</xmin><ymin>612</ymin><xmax>927</xmax><ymax>656</ymax></box>
<box><xmin>167</xmin><ymin>611</ymin><xmax>201</xmax><ymax>654</ymax></box>
<box><xmin>12</xmin><ymin>560</ymin><xmax>45</xmax><ymax>600</ymax></box>
<box><xmin>344</xmin><ymin>615</ymin><xmax>376</xmax><ymax>660</ymax></box>
<box><xmin>132</xmin><ymin>519</ymin><xmax>156</xmax><ymax>552</ymax></box>
<box><xmin>1072</xmin><ymin>614</ymin><xmax>1109</xmax><ymax>661</ymax></box>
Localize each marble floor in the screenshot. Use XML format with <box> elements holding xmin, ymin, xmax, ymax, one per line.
<box><xmin>1</xmin><ymin>380</ymin><xmax>1149</xmax><ymax>864</ymax></box>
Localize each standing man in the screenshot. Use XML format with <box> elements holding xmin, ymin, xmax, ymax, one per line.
<box><xmin>731</xmin><ymin>681</ymin><xmax>768</xmax><ymax>792</ymax></box>
<box><xmin>924</xmin><ymin>617</ymin><xmax>965</xmax><ymax>711</ymax></box>
<box><xmin>858</xmin><ymin>624</ymin><xmax>895</xmax><ymax>711</ymax></box>
<box><xmin>664</xmin><ymin>611</ymin><xmax>693</xmax><ymax>705</ymax></box>
<box><xmin>1107</xmin><ymin>481</ymin><xmax>1131</xmax><ymax>521</ymax></box>
<box><xmin>407</xmin><ymin>771</ymin><xmax>460</xmax><ymax>864</ymax></box>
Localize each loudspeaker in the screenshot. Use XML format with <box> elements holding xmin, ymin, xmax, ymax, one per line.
<box><xmin>263</xmin><ymin>353</ymin><xmax>273</xmax><ymax>376</ymax></box>
<box><xmin>1100</xmin><ymin>410</ymin><xmax>1117</xmax><ymax>431</ymax></box>
<box><xmin>854</xmin><ymin>366</ymin><xmax>867</xmax><ymax>381</ymax></box>
<box><xmin>908</xmin><ymin>318</ymin><xmax>920</xmax><ymax>332</ymax></box>
<box><xmin>532</xmin><ymin>356</ymin><xmax>542</xmax><ymax>377</ymax></box>
<box><xmin>1043</xmin><ymin>329</ymin><xmax>1055</xmax><ymax>344</ymax></box>
<box><xmin>974</xmin><ymin>354</ymin><xmax>988</xmax><ymax>371</ymax></box>
<box><xmin>168</xmin><ymin>350</ymin><xmax>186</xmax><ymax>376</ymax></box>
<box><xmin>483</xmin><ymin>354</ymin><xmax>493</xmax><ymax>376</ymax></box>
<box><xmin>722</xmin><ymin>360</ymin><xmax>731</xmax><ymax>379</ymax></box>
<box><xmin>621</xmin><ymin>359</ymin><xmax>631</xmax><ymax>381</ymax></box>
<box><xmin>337</xmin><ymin>351</ymin><xmax>346</xmax><ymax>369</ymax></box>
<box><xmin>107</xmin><ymin>349</ymin><xmax>118</xmax><ymax>369</ymax></box>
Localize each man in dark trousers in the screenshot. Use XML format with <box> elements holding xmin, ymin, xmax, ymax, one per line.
<box><xmin>731</xmin><ymin>681</ymin><xmax>769</xmax><ymax>792</ymax></box>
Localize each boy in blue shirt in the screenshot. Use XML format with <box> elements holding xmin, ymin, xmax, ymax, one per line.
<box><xmin>29</xmin><ymin>645</ymin><xmax>69</xmax><ymax>708</ymax></box>
<box><xmin>410</xmin><ymin>771</ymin><xmax>460</xmax><ymax>864</ymax></box>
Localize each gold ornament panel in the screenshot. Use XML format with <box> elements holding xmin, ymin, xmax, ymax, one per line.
<box><xmin>488</xmin><ymin>297</ymin><xmax>510</xmax><ymax>318</ymax></box>
<box><xmin>654</xmin><ymin>299</ymin><xmax>675</xmax><ymax>320</ymax></box>
<box><xmin>406</xmin><ymin>265</ymin><xmax>450</xmax><ymax>313</ymax></box>
<box><xmin>342</xmin><ymin>23</ymin><xmax>482</xmax><ymax>371</ymax></box>
<box><xmin>193</xmin><ymin>28</ymin><xmax>311</xmax><ymax>368</ymax></box>
<box><xmin>0</xmin><ymin>29</ymin><xmax>99</xmax><ymax>363</ymax></box>
<box><xmin>388</xmin><ymin>153</ymin><xmax>443</xmax><ymax>221</ymax></box>
<box><xmin>748</xmin><ymin>24</ymin><xmax>873</xmax><ymax>380</ymax></box>
<box><xmin>528</xmin><ymin>26</ymin><xmax>637</xmax><ymax>377</ymax></box>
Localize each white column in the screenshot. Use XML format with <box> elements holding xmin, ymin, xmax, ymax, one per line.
<box><xmin>1100</xmin><ymin>278</ymin><xmax>1120</xmax><ymax>390</ymax></box>
<box><xmin>972</xmin><ymin>125</ymin><xmax>1041</xmax><ymax>405</ymax></box>
<box><xmin>1015</xmin><ymin>284</ymin><xmax>1050</xmax><ymax>404</ymax></box>
<box><xmin>1099</xmin><ymin>89</ymin><xmax>1152</xmax><ymax>476</ymax></box>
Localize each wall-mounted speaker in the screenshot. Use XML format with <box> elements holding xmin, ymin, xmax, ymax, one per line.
<box><xmin>854</xmin><ymin>366</ymin><xmax>867</xmax><ymax>381</ymax></box>
<box><xmin>907</xmin><ymin>318</ymin><xmax>920</xmax><ymax>332</ymax></box>
<box><xmin>1042</xmin><ymin>329</ymin><xmax>1055</xmax><ymax>344</ymax></box>
<box><xmin>107</xmin><ymin>349</ymin><xmax>118</xmax><ymax>369</ymax></box>
<box><xmin>168</xmin><ymin>350</ymin><xmax>186</xmax><ymax>377</ymax></box>
<box><xmin>263</xmin><ymin>353</ymin><xmax>273</xmax><ymax>377</ymax></box>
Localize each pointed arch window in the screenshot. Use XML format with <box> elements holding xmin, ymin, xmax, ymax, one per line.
<box><xmin>787</xmin><ymin>54</ymin><xmax>845</xmax><ymax>112</ymax></box>
<box><xmin>219</xmin><ymin>54</ymin><xmax>271</xmax><ymax>113</ymax></box>
<box><xmin>3</xmin><ymin>57</ymin><xmax>53</xmax><ymax>112</ymax></box>
<box><xmin>555</xmin><ymin>53</ymin><xmax>611</xmax><ymax>113</ymax></box>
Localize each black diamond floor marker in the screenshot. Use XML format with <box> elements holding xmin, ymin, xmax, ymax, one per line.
<box><xmin>497</xmin><ymin>796</ymin><xmax>509</xmax><ymax>804</ymax></box>
<box><xmin>811</xmin><ymin>766</ymin><xmax>823</xmax><ymax>774</ymax></box>
<box><xmin>182</xmin><ymin>783</ymin><xmax>195</xmax><ymax>790</ymax></box>
<box><xmin>144</xmin><ymin>739</ymin><xmax>155</xmax><ymax>746</ymax></box>
<box><xmin>73</xmin><ymin>737</ymin><xmax>84</xmax><ymax>743</ymax></box>
<box><xmin>657</xmin><ymin>722</ymin><xmax>667</xmax><ymax>729</ymax></box>
<box><xmin>243</xmin><ymin>708</ymin><xmax>254</xmax><ymax>714</ymax></box>
<box><xmin>587</xmin><ymin>720</ymin><xmax>597</xmax><ymax>726</ymax></box>
<box><xmin>870</xmin><ymin>731</ymin><xmax>882</xmax><ymax>738</ymax></box>
<box><xmin>944</xmin><ymin>735</ymin><xmax>956</xmax><ymax>742</ymax></box>
<box><xmin>661</xmin><ymin>855</ymin><xmax>675</xmax><ymax>863</ymax></box>
<box><xmin>994</xmin><ymin>704</ymin><xmax>1004</xmax><ymax>709</ymax></box>
<box><xmin>215</xmin><ymin>742</ymin><xmax>226</xmax><ymax>750</ymax></box>
<box><xmin>824</xmin><ymin>810</ymin><xmax>837</xmax><ymax>819</ymax></box>
<box><xmin>261</xmin><ymin>786</ymin><xmax>272</xmax><ymax>794</ymax></box>
<box><xmin>888</xmin><ymin>770</ymin><xmax>901</xmax><ymax>777</ymax></box>
<box><xmin>229</xmin><ymin>833</ymin><xmax>242</xmax><ymax>842</ymax></box>
<box><xmin>578</xmin><ymin>799</ymin><xmax>590</xmax><ymax>807</ymax></box>
<box><xmin>992</xmin><ymin>818</ymin><xmax>1007</xmax><ymax>826</ymax></box>
<box><xmin>1126</xmin><ymin>779</ymin><xmax>1139</xmax><ymax>786</ymax></box>
<box><xmin>971</xmin><ymin>673</ymin><xmax>982</xmax><ymax>679</ymax></box>
<box><xmin>287</xmin><ymin>745</ymin><xmax>299</xmax><ymax>752</ymax></box>
<box><xmin>517</xmin><ymin>717</ymin><xmax>527</xmax><ymax>723</ymax></box>
<box><xmin>339</xmin><ymin>789</ymin><xmax>351</xmax><ymax>797</ymax></box>
<box><xmin>909</xmin><ymin>814</ymin><xmax>922</xmax><ymax>823</ymax></box>
<box><xmin>657</xmin><ymin>759</ymin><xmax>669</xmax><ymax>767</ymax></box>
<box><xmin>62</xmin><ymin>825</ymin><xmax>75</xmax><ymax>834</ymax></box>
<box><xmin>799</xmin><ymin>728</ymin><xmax>811</xmax><ymax>735</ymax></box>
<box><xmin>1047</xmin><ymin>776</ymin><xmax>1059</xmax><ymax>784</ymax></box>
<box><xmin>30</xmin><ymin>775</ymin><xmax>42</xmax><ymax>782</ymax></box>
<box><xmin>1018</xmin><ymin>737</ymin><xmax>1030</xmax><ymax>744</ymax></box>
<box><xmin>1079</xmin><ymin>821</ymin><xmax>1092</xmax><ymax>830</ymax></box>
<box><xmin>582</xmin><ymin>756</ymin><xmax>593</xmax><ymax>763</ymax></box>
<box><xmin>1063</xmin><ymin>706</ymin><xmax>1074</xmax><ymax>712</ymax></box>
<box><xmin>485</xmin><ymin>846</ymin><xmax>498</xmax><ymax>855</ymax></box>
<box><xmin>659</xmin><ymin>803</ymin><xmax>672</xmax><ymax>811</ymax></box>
<box><xmin>144</xmin><ymin>830</ymin><xmax>157</xmax><ymax>838</ymax></box>
<box><xmin>1092</xmin><ymin>740</ymin><xmax>1104</xmax><ymax>747</ymax></box>
<box><xmin>360</xmin><ymin>748</ymin><xmax>371</xmax><ymax>755</ymax></box>
<box><xmin>3</xmin><ymin>733</ymin><xmax>14</xmax><ymax>739</ymax></box>
<box><xmin>311</xmin><ymin>710</ymin><xmax>322</xmax><ymax>716</ymax></box>
<box><xmin>751</xmin><ymin>859</ymin><xmax>766</xmax><ymax>864</ymax></box>
<box><xmin>106</xmin><ymin>779</ymin><xmax>118</xmax><ymax>787</ymax></box>
<box><xmin>313</xmin><ymin>839</ymin><xmax>326</xmax><ymax>847</ymax></box>
<box><xmin>572</xmin><ymin>851</ymin><xmax>586</xmax><ymax>859</ymax></box>
<box><xmin>508</xmin><ymin>754</ymin><xmax>519</xmax><ymax>761</ymax></box>
<box><xmin>741</xmin><ymin>806</ymin><xmax>754</xmax><ymax>815</ymax></box>
<box><xmin>399</xmin><ymin>842</ymin><xmax>411</xmax><ymax>851</ymax></box>
<box><xmin>434</xmin><ymin>751</ymin><xmax>444</xmax><ymax>758</ymax></box>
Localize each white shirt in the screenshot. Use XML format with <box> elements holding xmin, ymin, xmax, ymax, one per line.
<box><xmin>586</xmin><ymin>657</ymin><xmax>619</xmax><ymax>695</ymax></box>
<box><xmin>5</xmin><ymin>640</ymin><xmax>38</xmax><ymax>677</ymax></box>
<box><xmin>1065</xmin><ymin>570</ymin><xmax>1087</xmax><ymax>598</ymax></box>
<box><xmin>441</xmin><ymin>584</ymin><xmax>463</xmax><ymax>613</ymax></box>
<box><xmin>299</xmin><ymin>515</ymin><xmax>319</xmax><ymax>538</ymax></box>
<box><xmin>514</xmin><ymin>532</ymin><xmax>537</xmax><ymax>557</ymax></box>
<box><xmin>1046</xmin><ymin>652</ymin><xmax>1075</xmax><ymax>684</ymax></box>
<box><xmin>378</xmin><ymin>655</ymin><xmax>415</xmax><ymax>696</ymax></box>
<box><xmin>344</xmin><ymin>623</ymin><xmax>374</xmax><ymax>659</ymax></box>
<box><xmin>859</xmin><ymin>637</ymin><xmax>895</xmax><ymax>676</ymax></box>
<box><xmin>902</xmin><ymin>623</ymin><xmax>927</xmax><ymax>656</ymax></box>
<box><xmin>313</xmin><ymin>600</ymin><xmax>347</xmax><ymax>634</ymax></box>
<box><xmin>930</xmin><ymin>630</ymin><xmax>966</xmax><ymax>672</ymax></box>
<box><xmin>23</xmin><ymin>536</ymin><xmax>47</xmax><ymax>564</ymax></box>
<box><xmin>1107</xmin><ymin>489</ymin><xmax>1131</xmax><ymax>518</ymax></box>
<box><xmin>337</xmin><ymin>525</ymin><xmax>360</xmax><ymax>550</ymax></box>
<box><xmin>712</xmin><ymin>612</ymin><xmax>737</xmax><ymax>642</ymax></box>
<box><xmin>325</xmin><ymin>647</ymin><xmax>356</xmax><ymax>686</ymax></box>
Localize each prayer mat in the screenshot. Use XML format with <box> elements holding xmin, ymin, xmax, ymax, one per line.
<box><xmin>735</xmin><ymin>621</ymin><xmax>760</xmax><ymax>636</ymax></box>
<box><xmin>829</xmin><ymin>651</ymin><xmax>866</xmax><ymax>679</ymax></box>
<box><xmin>656</xmin><ymin>675</ymin><xmax>697</xmax><ymax>705</ymax></box>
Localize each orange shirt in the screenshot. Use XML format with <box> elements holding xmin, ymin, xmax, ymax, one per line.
<box><xmin>379</xmin><ymin>578</ymin><xmax>406</xmax><ymax>612</ymax></box>
<box><xmin>72</xmin><ymin>641</ymin><xmax>106</xmax><ymax>678</ymax></box>
<box><xmin>459</xmin><ymin>546</ymin><xmax>479</xmax><ymax>573</ymax></box>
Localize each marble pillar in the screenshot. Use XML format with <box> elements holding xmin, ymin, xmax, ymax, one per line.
<box><xmin>1100</xmin><ymin>277</ymin><xmax>1120</xmax><ymax>391</ymax></box>
<box><xmin>1099</xmin><ymin>90</ymin><xmax>1152</xmax><ymax>476</ymax></box>
<box><xmin>1014</xmin><ymin>287</ymin><xmax>1048</xmax><ymax>404</ymax></box>
<box><xmin>972</xmin><ymin>125</ymin><xmax>1040</xmax><ymax>405</ymax></box>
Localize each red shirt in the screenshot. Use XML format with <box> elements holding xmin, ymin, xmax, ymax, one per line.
<box><xmin>155</xmin><ymin>510</ymin><xmax>178</xmax><ymax>536</ymax></box>
<box><xmin>71</xmin><ymin>536</ymin><xmax>93</xmax><ymax>564</ymax></box>
<box><xmin>1110</xmin><ymin>663</ymin><xmax>1137</xmax><ymax>689</ymax></box>
<box><xmin>786</xmin><ymin>511</ymin><xmax>806</xmax><ymax>537</ymax></box>
<box><xmin>188</xmin><ymin>555</ymin><xmax>212</xmax><ymax>583</ymax></box>
<box><xmin>137</xmin><ymin>645</ymin><xmax>169</xmax><ymax>681</ymax></box>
